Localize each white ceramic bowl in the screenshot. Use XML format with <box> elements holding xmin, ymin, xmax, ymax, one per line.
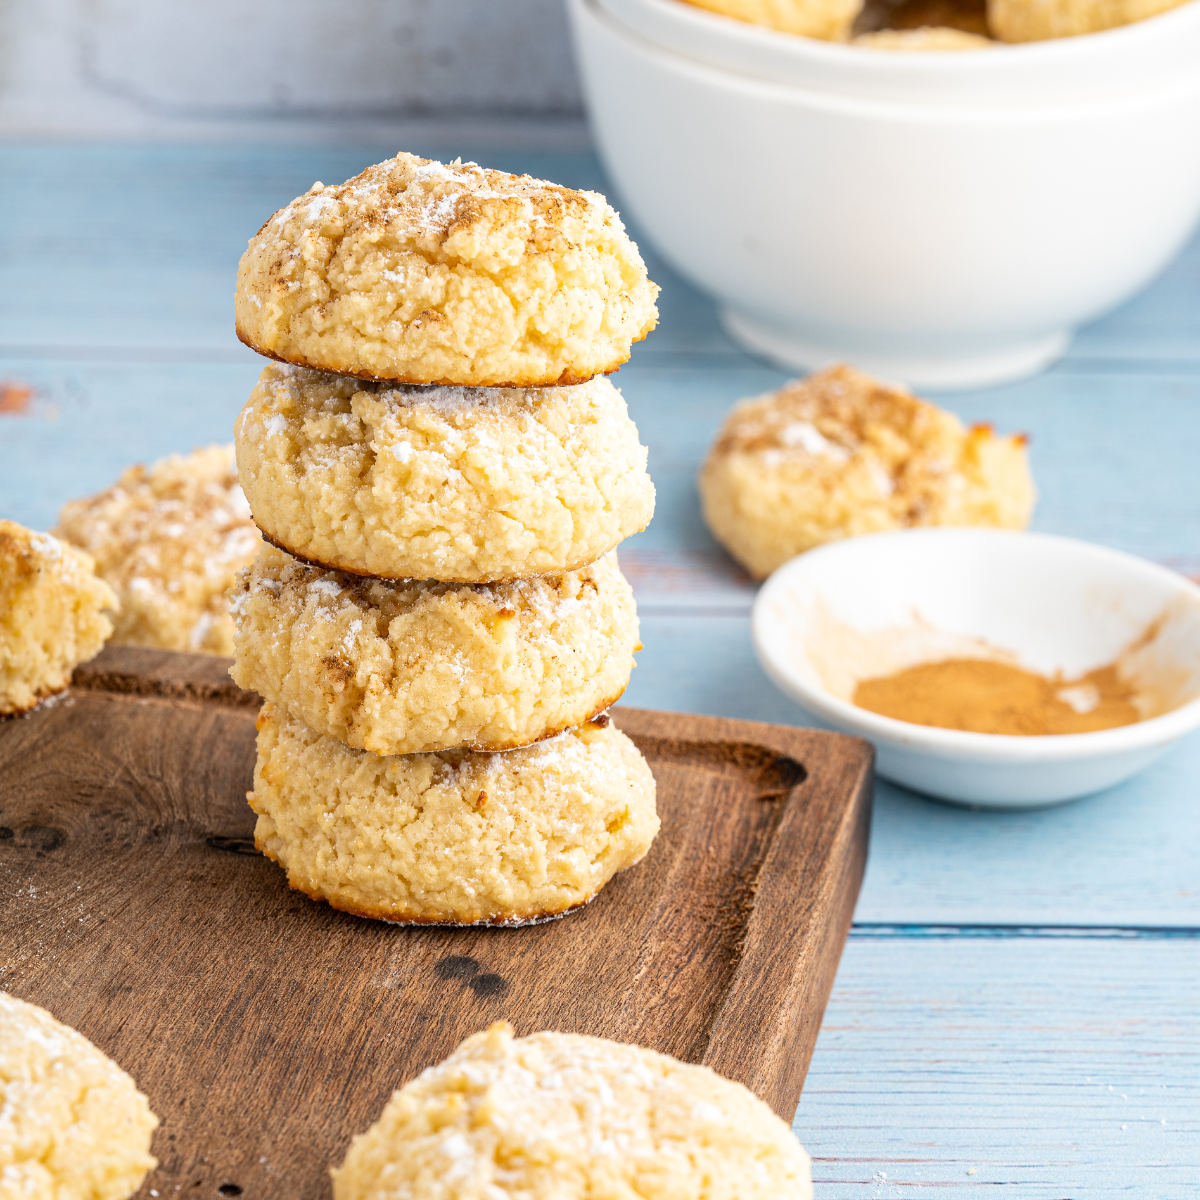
<box><xmin>751</xmin><ymin>529</ymin><xmax>1200</xmax><ymax>807</ymax></box>
<box><xmin>567</xmin><ymin>0</ymin><xmax>1200</xmax><ymax>388</ymax></box>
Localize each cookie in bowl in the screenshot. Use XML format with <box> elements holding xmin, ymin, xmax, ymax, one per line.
<box><xmin>698</xmin><ymin>365</ymin><xmax>1035</xmax><ymax>579</ymax></box>
<box><xmin>333</xmin><ymin>1022</ymin><xmax>812</xmax><ymax>1200</ymax></box>
<box><xmin>56</xmin><ymin>445</ymin><xmax>259</xmax><ymax>656</ymax></box>
<box><xmin>678</xmin><ymin>0</ymin><xmax>861</xmax><ymax>40</ymax></box>
<box><xmin>0</xmin><ymin>991</ymin><xmax>158</xmax><ymax>1200</ymax></box>
<box><xmin>0</xmin><ymin>521</ymin><xmax>116</xmax><ymax>716</ymax></box>
<box><xmin>249</xmin><ymin>704</ymin><xmax>659</xmax><ymax>925</ymax></box>
<box><xmin>234</xmin><ymin>364</ymin><xmax>654</xmax><ymax>583</ymax></box>
<box><xmin>229</xmin><ymin>545</ymin><xmax>640</xmax><ymax>755</ymax></box>
<box><xmin>235</xmin><ymin>152</ymin><xmax>659</xmax><ymax>388</ymax></box>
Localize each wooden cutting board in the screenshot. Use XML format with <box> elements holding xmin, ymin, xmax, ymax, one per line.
<box><xmin>0</xmin><ymin>645</ymin><xmax>872</xmax><ymax>1199</ymax></box>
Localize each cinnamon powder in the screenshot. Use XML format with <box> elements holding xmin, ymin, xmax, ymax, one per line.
<box><xmin>852</xmin><ymin>657</ymin><xmax>1141</xmax><ymax>735</ymax></box>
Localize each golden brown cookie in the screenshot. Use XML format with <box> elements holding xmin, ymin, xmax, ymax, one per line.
<box><xmin>0</xmin><ymin>521</ymin><xmax>115</xmax><ymax>715</ymax></box>
<box><xmin>698</xmin><ymin>365</ymin><xmax>1035</xmax><ymax>578</ymax></box>
<box><xmin>235</xmin><ymin>153</ymin><xmax>659</xmax><ymax>387</ymax></box>
<box><xmin>234</xmin><ymin>364</ymin><xmax>654</xmax><ymax>583</ymax></box>
<box><xmin>229</xmin><ymin>545</ymin><xmax>639</xmax><ymax>755</ymax></box>
<box><xmin>249</xmin><ymin>704</ymin><xmax>659</xmax><ymax>925</ymax></box>
<box><xmin>989</xmin><ymin>0</ymin><xmax>1186</xmax><ymax>39</ymax></box>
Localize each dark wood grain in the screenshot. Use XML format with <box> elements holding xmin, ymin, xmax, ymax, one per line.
<box><xmin>0</xmin><ymin>645</ymin><xmax>872</xmax><ymax>1199</ymax></box>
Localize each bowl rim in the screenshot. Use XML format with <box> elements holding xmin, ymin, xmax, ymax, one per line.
<box><xmin>752</xmin><ymin>528</ymin><xmax>1200</xmax><ymax>764</ymax></box>
<box><xmin>600</xmin><ymin>0</ymin><xmax>1200</xmax><ymax>68</ymax></box>
<box><xmin>581</xmin><ymin>0</ymin><xmax>1200</xmax><ymax>115</ymax></box>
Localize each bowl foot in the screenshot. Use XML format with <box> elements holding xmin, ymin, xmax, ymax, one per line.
<box><xmin>721</xmin><ymin>307</ymin><xmax>1071</xmax><ymax>391</ymax></box>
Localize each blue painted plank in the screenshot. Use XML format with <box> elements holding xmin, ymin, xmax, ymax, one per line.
<box><xmin>795</xmin><ymin>934</ymin><xmax>1200</xmax><ymax>1197</ymax></box>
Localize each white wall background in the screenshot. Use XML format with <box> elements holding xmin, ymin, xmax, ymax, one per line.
<box><xmin>0</xmin><ymin>0</ymin><xmax>588</xmax><ymax>143</ymax></box>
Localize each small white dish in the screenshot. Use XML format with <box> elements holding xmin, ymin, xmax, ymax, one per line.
<box><xmin>751</xmin><ymin>529</ymin><xmax>1200</xmax><ymax>807</ymax></box>
<box><xmin>567</xmin><ymin>0</ymin><xmax>1200</xmax><ymax>388</ymax></box>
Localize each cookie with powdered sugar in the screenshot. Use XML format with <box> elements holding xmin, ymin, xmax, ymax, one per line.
<box><xmin>698</xmin><ymin>365</ymin><xmax>1035</xmax><ymax>579</ymax></box>
<box><xmin>234</xmin><ymin>152</ymin><xmax>659</xmax><ymax>387</ymax></box>
<box><xmin>332</xmin><ymin>1022</ymin><xmax>813</xmax><ymax>1200</ymax></box>
<box><xmin>56</xmin><ymin>445</ymin><xmax>259</xmax><ymax>656</ymax></box>
<box><xmin>229</xmin><ymin>545</ymin><xmax>639</xmax><ymax>755</ymax></box>
<box><xmin>0</xmin><ymin>991</ymin><xmax>158</xmax><ymax>1200</ymax></box>
<box><xmin>0</xmin><ymin>521</ymin><xmax>116</xmax><ymax>715</ymax></box>
<box><xmin>249</xmin><ymin>704</ymin><xmax>658</xmax><ymax>925</ymax></box>
<box><xmin>233</xmin><ymin>363</ymin><xmax>654</xmax><ymax>583</ymax></box>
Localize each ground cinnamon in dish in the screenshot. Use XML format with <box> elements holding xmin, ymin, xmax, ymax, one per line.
<box><xmin>853</xmin><ymin>658</ymin><xmax>1141</xmax><ymax>735</ymax></box>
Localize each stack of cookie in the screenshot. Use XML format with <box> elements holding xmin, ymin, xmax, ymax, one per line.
<box><xmin>228</xmin><ymin>153</ymin><xmax>662</xmax><ymax>927</ymax></box>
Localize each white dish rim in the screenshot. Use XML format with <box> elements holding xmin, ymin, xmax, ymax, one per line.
<box><xmin>752</xmin><ymin>529</ymin><xmax>1200</xmax><ymax>764</ymax></box>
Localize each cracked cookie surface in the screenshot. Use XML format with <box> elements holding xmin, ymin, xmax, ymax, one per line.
<box><xmin>230</xmin><ymin>545</ymin><xmax>639</xmax><ymax>755</ymax></box>
<box><xmin>234</xmin><ymin>363</ymin><xmax>654</xmax><ymax>583</ymax></box>
<box><xmin>234</xmin><ymin>152</ymin><xmax>659</xmax><ymax>387</ymax></box>
<box><xmin>699</xmin><ymin>365</ymin><xmax>1035</xmax><ymax>579</ymax></box>
<box><xmin>249</xmin><ymin>703</ymin><xmax>658</xmax><ymax>925</ymax></box>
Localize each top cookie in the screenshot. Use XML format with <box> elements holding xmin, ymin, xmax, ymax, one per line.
<box><xmin>235</xmin><ymin>153</ymin><xmax>659</xmax><ymax>387</ymax></box>
<box><xmin>333</xmin><ymin>1022</ymin><xmax>812</xmax><ymax>1200</ymax></box>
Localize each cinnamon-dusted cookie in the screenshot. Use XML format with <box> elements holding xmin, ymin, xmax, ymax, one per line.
<box><xmin>56</xmin><ymin>445</ymin><xmax>259</xmax><ymax>656</ymax></box>
<box><xmin>234</xmin><ymin>364</ymin><xmax>654</xmax><ymax>583</ymax></box>
<box><xmin>0</xmin><ymin>521</ymin><xmax>116</xmax><ymax>715</ymax></box>
<box><xmin>333</xmin><ymin>1022</ymin><xmax>813</xmax><ymax>1200</ymax></box>
<box><xmin>234</xmin><ymin>152</ymin><xmax>659</xmax><ymax>387</ymax></box>
<box><xmin>0</xmin><ymin>991</ymin><xmax>158</xmax><ymax>1200</ymax></box>
<box><xmin>249</xmin><ymin>704</ymin><xmax>659</xmax><ymax>926</ymax></box>
<box><xmin>229</xmin><ymin>545</ymin><xmax>639</xmax><ymax>755</ymax></box>
<box><xmin>698</xmin><ymin>365</ymin><xmax>1035</xmax><ymax>578</ymax></box>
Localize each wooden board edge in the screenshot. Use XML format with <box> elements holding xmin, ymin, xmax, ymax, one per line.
<box><xmin>699</xmin><ymin>733</ymin><xmax>874</xmax><ymax>1118</ymax></box>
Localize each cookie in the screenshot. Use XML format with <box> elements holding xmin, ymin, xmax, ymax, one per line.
<box><xmin>854</xmin><ymin>24</ymin><xmax>993</xmax><ymax>43</ymax></box>
<box><xmin>234</xmin><ymin>152</ymin><xmax>659</xmax><ymax>387</ymax></box>
<box><xmin>230</xmin><ymin>545</ymin><xmax>639</xmax><ymax>755</ymax></box>
<box><xmin>332</xmin><ymin>1022</ymin><xmax>813</xmax><ymax>1200</ymax></box>
<box><xmin>234</xmin><ymin>364</ymin><xmax>654</xmax><ymax>583</ymax></box>
<box><xmin>0</xmin><ymin>522</ymin><xmax>116</xmax><ymax>716</ymax></box>
<box><xmin>249</xmin><ymin>704</ymin><xmax>659</xmax><ymax>925</ymax></box>
<box><xmin>677</xmin><ymin>0</ymin><xmax>861</xmax><ymax>40</ymax></box>
<box><xmin>698</xmin><ymin>365</ymin><xmax>1035</xmax><ymax>578</ymax></box>
<box><xmin>0</xmin><ymin>992</ymin><xmax>158</xmax><ymax>1200</ymax></box>
<box><xmin>56</xmin><ymin>445</ymin><xmax>260</xmax><ymax>656</ymax></box>
<box><xmin>989</xmin><ymin>0</ymin><xmax>1186</xmax><ymax>39</ymax></box>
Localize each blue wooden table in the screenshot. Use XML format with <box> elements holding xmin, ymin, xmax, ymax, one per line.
<box><xmin>2</xmin><ymin>144</ymin><xmax>1197</xmax><ymax>1197</ymax></box>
